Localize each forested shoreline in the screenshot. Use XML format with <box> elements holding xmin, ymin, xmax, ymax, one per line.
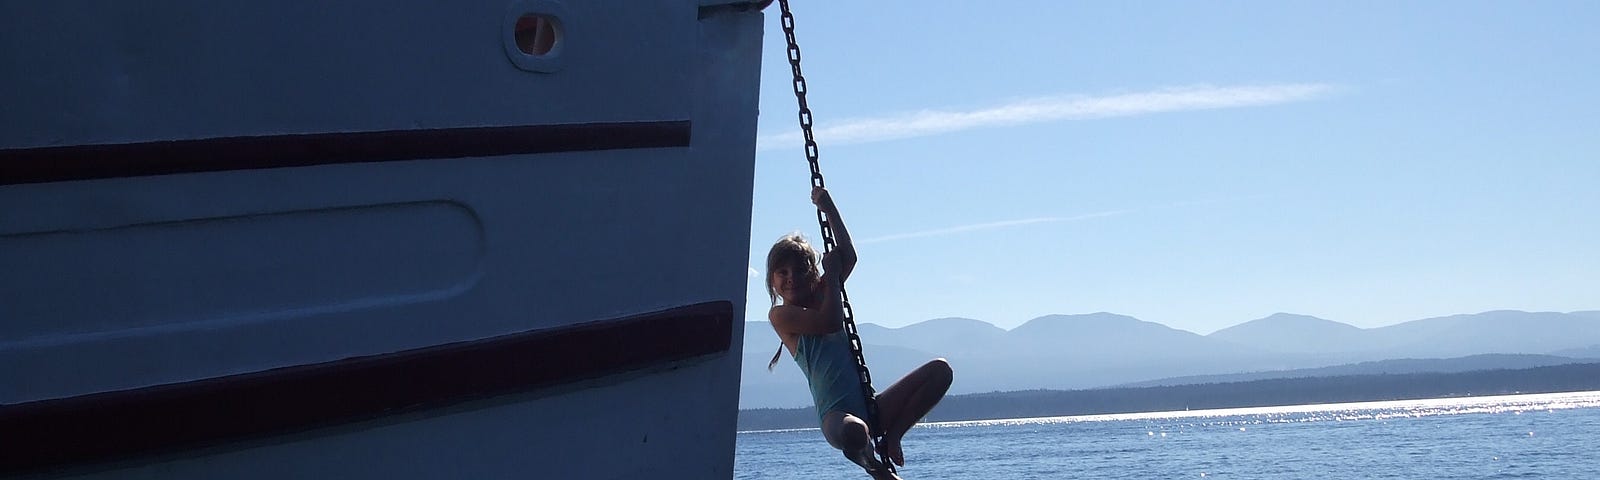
<box><xmin>738</xmin><ymin>362</ymin><xmax>1600</xmax><ymax>431</ymax></box>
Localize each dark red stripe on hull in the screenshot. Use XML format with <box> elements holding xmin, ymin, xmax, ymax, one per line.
<box><xmin>0</xmin><ymin>121</ymin><xmax>692</xmax><ymax>186</ymax></box>
<box><xmin>0</xmin><ymin>301</ymin><xmax>733</xmax><ymax>474</ymax></box>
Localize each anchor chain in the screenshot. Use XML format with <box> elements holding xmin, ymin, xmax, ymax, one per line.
<box><xmin>776</xmin><ymin>0</ymin><xmax>893</xmax><ymax>473</ymax></box>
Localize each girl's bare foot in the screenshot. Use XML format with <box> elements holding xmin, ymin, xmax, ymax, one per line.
<box><xmin>883</xmin><ymin>437</ymin><xmax>905</xmax><ymax>467</ymax></box>
<box><xmin>845</xmin><ymin>446</ymin><xmax>901</xmax><ymax>480</ymax></box>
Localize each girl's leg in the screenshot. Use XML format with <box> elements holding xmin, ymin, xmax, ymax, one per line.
<box><xmin>822</xmin><ymin>411</ymin><xmax>901</xmax><ymax>479</ymax></box>
<box><xmin>872</xmin><ymin>358</ymin><xmax>953</xmax><ymax>466</ymax></box>
<box><xmin>820</xmin><ymin>410</ymin><xmax>872</xmax><ymax>454</ymax></box>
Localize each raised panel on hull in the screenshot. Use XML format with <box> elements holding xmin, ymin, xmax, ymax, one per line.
<box><xmin>0</xmin><ymin>201</ymin><xmax>484</xmax><ymax>344</ymax></box>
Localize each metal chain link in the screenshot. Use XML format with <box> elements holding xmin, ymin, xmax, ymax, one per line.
<box><xmin>776</xmin><ymin>0</ymin><xmax>893</xmax><ymax>473</ymax></box>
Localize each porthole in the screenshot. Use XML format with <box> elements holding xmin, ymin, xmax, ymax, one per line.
<box><xmin>514</xmin><ymin>14</ymin><xmax>559</xmax><ymax>56</ymax></box>
<box><xmin>504</xmin><ymin>1</ymin><xmax>568</xmax><ymax>72</ymax></box>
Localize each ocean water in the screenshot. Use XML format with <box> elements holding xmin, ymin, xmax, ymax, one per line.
<box><xmin>734</xmin><ymin>391</ymin><xmax>1600</xmax><ymax>479</ymax></box>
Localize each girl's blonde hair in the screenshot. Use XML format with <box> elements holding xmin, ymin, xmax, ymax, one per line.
<box><xmin>764</xmin><ymin>233</ymin><xmax>820</xmax><ymax>306</ymax></box>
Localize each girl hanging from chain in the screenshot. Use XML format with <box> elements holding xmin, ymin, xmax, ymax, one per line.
<box><xmin>766</xmin><ymin>186</ymin><xmax>954</xmax><ymax>479</ymax></box>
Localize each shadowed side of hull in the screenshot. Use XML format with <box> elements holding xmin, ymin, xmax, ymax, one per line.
<box><xmin>0</xmin><ymin>0</ymin><xmax>768</xmax><ymax>477</ymax></box>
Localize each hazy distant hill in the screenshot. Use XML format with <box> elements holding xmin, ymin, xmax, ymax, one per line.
<box><xmin>1113</xmin><ymin>354</ymin><xmax>1588</xmax><ymax>388</ymax></box>
<box><xmin>738</xmin><ymin>309</ymin><xmax>1600</xmax><ymax>408</ymax></box>
<box><xmin>1368</xmin><ymin>310</ymin><xmax>1600</xmax><ymax>357</ymax></box>
<box><xmin>1008</xmin><ymin>312</ymin><xmax>1226</xmax><ymax>358</ymax></box>
<box><xmin>1205</xmin><ymin>310</ymin><xmax>1600</xmax><ymax>358</ymax></box>
<box><xmin>990</xmin><ymin>313</ymin><xmax>1274</xmax><ymax>392</ymax></box>
<box><xmin>1208</xmin><ymin>313</ymin><xmax>1366</xmax><ymax>353</ymax></box>
<box><xmin>857</xmin><ymin>317</ymin><xmax>1006</xmax><ymax>357</ymax></box>
<box><xmin>1551</xmin><ymin>345</ymin><xmax>1600</xmax><ymax>359</ymax></box>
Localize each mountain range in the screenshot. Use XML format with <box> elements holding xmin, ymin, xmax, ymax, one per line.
<box><xmin>739</xmin><ymin>309</ymin><xmax>1600</xmax><ymax>408</ymax></box>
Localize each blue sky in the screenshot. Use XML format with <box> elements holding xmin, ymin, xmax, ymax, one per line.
<box><xmin>744</xmin><ymin>1</ymin><xmax>1598</xmax><ymax>335</ymax></box>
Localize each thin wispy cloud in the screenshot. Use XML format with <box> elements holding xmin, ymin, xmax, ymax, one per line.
<box><xmin>860</xmin><ymin>211</ymin><xmax>1128</xmax><ymax>245</ymax></box>
<box><xmin>757</xmin><ymin>83</ymin><xmax>1335</xmax><ymax>151</ymax></box>
<box><xmin>858</xmin><ymin>196</ymin><xmax>1270</xmax><ymax>245</ymax></box>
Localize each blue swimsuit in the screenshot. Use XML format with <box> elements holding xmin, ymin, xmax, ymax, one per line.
<box><xmin>793</xmin><ymin>329</ymin><xmax>872</xmax><ymax>425</ymax></box>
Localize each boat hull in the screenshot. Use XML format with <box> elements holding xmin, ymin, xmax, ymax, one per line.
<box><xmin>1</xmin><ymin>0</ymin><xmax>766</xmax><ymax>477</ymax></box>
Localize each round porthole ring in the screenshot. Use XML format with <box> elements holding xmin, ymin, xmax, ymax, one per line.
<box><xmin>503</xmin><ymin>0</ymin><xmax>568</xmax><ymax>73</ymax></box>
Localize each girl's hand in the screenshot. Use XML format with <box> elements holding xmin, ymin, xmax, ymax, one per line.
<box><xmin>811</xmin><ymin>186</ymin><xmax>836</xmax><ymax>211</ymax></box>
